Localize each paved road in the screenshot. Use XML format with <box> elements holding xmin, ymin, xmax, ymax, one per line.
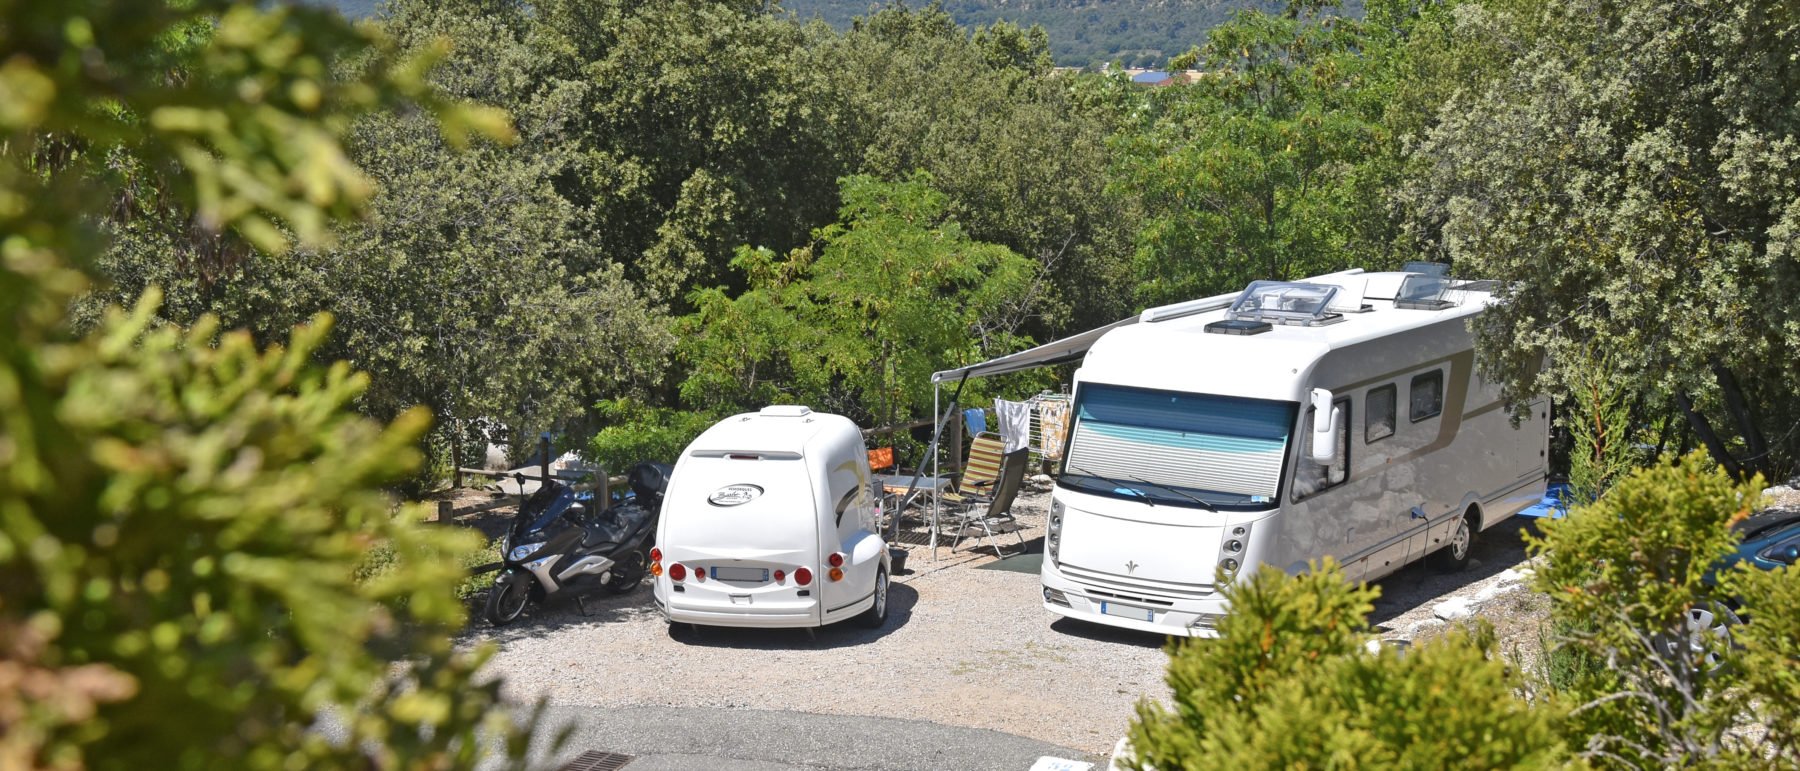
<box><xmin>522</xmin><ymin>705</ymin><xmax>1097</xmax><ymax>770</ymax></box>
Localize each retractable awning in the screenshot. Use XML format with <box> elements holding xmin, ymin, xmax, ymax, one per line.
<box><xmin>930</xmin><ymin>315</ymin><xmax>1139</xmax><ymax>383</ymax></box>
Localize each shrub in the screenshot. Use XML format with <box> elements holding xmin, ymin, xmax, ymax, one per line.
<box><xmin>1124</xmin><ymin>560</ymin><xmax>1566</xmax><ymax>770</ymax></box>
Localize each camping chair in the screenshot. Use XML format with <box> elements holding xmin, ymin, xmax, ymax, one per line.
<box><xmin>938</xmin><ymin>434</ymin><xmax>1028</xmax><ymax>557</ymax></box>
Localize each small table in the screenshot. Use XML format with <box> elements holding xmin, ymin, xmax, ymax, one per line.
<box><xmin>874</xmin><ymin>474</ymin><xmax>952</xmax><ymax>516</ymax></box>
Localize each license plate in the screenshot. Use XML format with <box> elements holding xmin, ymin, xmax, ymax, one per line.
<box><xmin>711</xmin><ymin>566</ymin><xmax>769</xmax><ymax>583</ymax></box>
<box><xmin>1100</xmin><ymin>602</ymin><xmax>1153</xmax><ymax>622</ymax></box>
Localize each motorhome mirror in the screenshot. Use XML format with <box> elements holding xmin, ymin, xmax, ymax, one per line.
<box><xmin>1310</xmin><ymin>389</ymin><xmax>1339</xmax><ymax>465</ymax></box>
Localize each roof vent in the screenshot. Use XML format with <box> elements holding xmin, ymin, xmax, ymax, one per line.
<box><xmin>1218</xmin><ymin>281</ymin><xmax>1346</xmax><ymax>328</ymax></box>
<box><xmin>758</xmin><ymin>405</ymin><xmax>814</xmax><ymax>418</ymax></box>
<box><xmin>1393</xmin><ymin>274</ymin><xmax>1455</xmax><ymax>310</ymax></box>
<box><xmin>1403</xmin><ymin>260</ymin><xmax>1451</xmax><ymax>277</ymax></box>
<box><xmin>1204</xmin><ymin>319</ymin><xmax>1273</xmax><ymax>336</ymax></box>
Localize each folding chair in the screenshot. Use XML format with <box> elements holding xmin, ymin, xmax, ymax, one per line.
<box><xmin>938</xmin><ymin>434</ymin><xmax>1028</xmax><ymax>557</ymax></box>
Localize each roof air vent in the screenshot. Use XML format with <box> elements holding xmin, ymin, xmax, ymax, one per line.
<box><xmin>1204</xmin><ymin>319</ymin><xmax>1273</xmax><ymax>336</ymax></box>
<box><xmin>1393</xmin><ymin>274</ymin><xmax>1455</xmax><ymax>310</ymax></box>
<box><xmin>1403</xmin><ymin>260</ymin><xmax>1451</xmax><ymax>277</ymax></box>
<box><xmin>1215</xmin><ymin>281</ymin><xmax>1346</xmax><ymax>328</ymax></box>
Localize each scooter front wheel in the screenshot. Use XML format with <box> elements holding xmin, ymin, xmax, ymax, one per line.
<box><xmin>485</xmin><ymin>573</ymin><xmax>531</xmax><ymax>626</ymax></box>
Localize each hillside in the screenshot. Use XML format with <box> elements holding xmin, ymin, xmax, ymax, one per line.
<box><xmin>779</xmin><ymin>0</ymin><xmax>1314</xmax><ymax>67</ymax></box>
<box><xmin>320</xmin><ymin>1</ymin><xmax>1362</xmax><ymax>68</ymax></box>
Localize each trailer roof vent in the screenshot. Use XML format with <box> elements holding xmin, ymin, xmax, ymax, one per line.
<box><xmin>1393</xmin><ymin>274</ymin><xmax>1456</xmax><ymax>310</ymax></box>
<box><xmin>758</xmin><ymin>405</ymin><xmax>813</xmax><ymax>418</ymax></box>
<box><xmin>1215</xmin><ymin>281</ymin><xmax>1346</xmax><ymax>329</ymax></box>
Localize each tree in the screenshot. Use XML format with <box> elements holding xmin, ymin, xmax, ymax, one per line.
<box><xmin>1124</xmin><ymin>560</ymin><xmax>1567</xmax><ymax>770</ymax></box>
<box><xmin>1404</xmin><ymin>0</ymin><xmax>1800</xmax><ymax>478</ymax></box>
<box><xmin>0</xmin><ymin>0</ymin><xmax>537</xmax><ymax>767</ymax></box>
<box><xmin>679</xmin><ymin>173</ymin><xmax>1034</xmax><ymax>426</ymax></box>
<box><xmin>1114</xmin><ymin>1</ymin><xmax>1398</xmax><ymax>307</ymax></box>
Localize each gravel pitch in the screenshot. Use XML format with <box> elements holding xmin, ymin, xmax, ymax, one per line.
<box><xmin>461</xmin><ymin>483</ymin><xmax>1551</xmax><ymax>758</ymax></box>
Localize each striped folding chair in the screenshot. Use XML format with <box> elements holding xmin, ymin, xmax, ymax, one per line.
<box><xmin>938</xmin><ymin>433</ymin><xmax>1024</xmax><ymax>555</ymax></box>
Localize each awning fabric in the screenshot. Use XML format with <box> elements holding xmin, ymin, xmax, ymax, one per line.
<box><xmin>930</xmin><ymin>315</ymin><xmax>1140</xmax><ymax>383</ymax></box>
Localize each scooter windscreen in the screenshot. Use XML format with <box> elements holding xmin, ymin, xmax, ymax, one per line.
<box><xmin>515</xmin><ymin>485</ymin><xmax>580</xmax><ymax>539</ymax></box>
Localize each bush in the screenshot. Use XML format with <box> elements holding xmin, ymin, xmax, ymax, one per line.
<box><xmin>1124</xmin><ymin>560</ymin><xmax>1566</xmax><ymax>770</ymax></box>
<box><xmin>588</xmin><ymin>398</ymin><xmax>718</xmax><ymax>473</ymax></box>
<box><xmin>1528</xmin><ymin>452</ymin><xmax>1775</xmax><ymax>766</ymax></box>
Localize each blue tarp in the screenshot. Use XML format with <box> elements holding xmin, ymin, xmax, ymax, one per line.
<box><xmin>1132</xmin><ymin>71</ymin><xmax>1170</xmax><ymax>83</ymax></box>
<box><xmin>1518</xmin><ymin>482</ymin><xmax>1573</xmax><ymax>519</ymax></box>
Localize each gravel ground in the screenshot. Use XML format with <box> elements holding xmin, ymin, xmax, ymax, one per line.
<box><xmin>458</xmin><ymin>479</ymin><xmax>1570</xmax><ymax>759</ymax></box>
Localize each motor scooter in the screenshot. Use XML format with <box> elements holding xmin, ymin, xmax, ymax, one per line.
<box><xmin>485</xmin><ymin>461</ymin><xmax>673</xmax><ymax>626</ymax></box>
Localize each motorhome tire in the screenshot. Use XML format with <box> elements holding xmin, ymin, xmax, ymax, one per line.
<box><xmin>857</xmin><ymin>568</ymin><xmax>890</xmax><ymax>628</ymax></box>
<box><xmin>485</xmin><ymin>577</ymin><xmax>530</xmax><ymax>626</ymax></box>
<box><xmin>1428</xmin><ymin>507</ymin><xmax>1479</xmax><ymax>573</ymax></box>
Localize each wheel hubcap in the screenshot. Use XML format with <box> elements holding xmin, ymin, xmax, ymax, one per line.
<box><xmin>1450</xmin><ymin>519</ymin><xmax>1470</xmax><ymax>559</ymax></box>
<box><xmin>875</xmin><ymin>573</ymin><xmax>888</xmax><ymax>616</ymax></box>
<box><xmin>500</xmin><ymin>585</ymin><xmax>526</xmax><ymax>619</ymax></box>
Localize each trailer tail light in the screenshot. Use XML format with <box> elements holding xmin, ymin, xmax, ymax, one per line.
<box><xmin>650</xmin><ymin>548</ymin><xmax>664</xmax><ymax>576</ymax></box>
<box><xmin>694</xmin><ymin>567</ymin><xmax>706</xmax><ymax>581</ymax></box>
<box><xmin>669</xmin><ymin>563</ymin><xmax>687</xmax><ymax>582</ymax></box>
<box><xmin>650</xmin><ymin>548</ymin><xmax>662</xmax><ymax>562</ymax></box>
<box><xmin>828</xmin><ymin>567</ymin><xmax>844</xmax><ymax>582</ymax></box>
<box><xmin>794</xmin><ymin>567</ymin><xmax>813</xmax><ymax>586</ymax></box>
<box><xmin>827</xmin><ymin>552</ymin><xmax>845</xmax><ymax>568</ymax></box>
<box><xmin>774</xmin><ymin>570</ymin><xmax>786</xmax><ymax>583</ymax></box>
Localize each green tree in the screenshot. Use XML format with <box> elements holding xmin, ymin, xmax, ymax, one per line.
<box><xmin>0</xmin><ymin>0</ymin><xmax>537</xmax><ymax>767</ymax></box>
<box><xmin>680</xmin><ymin>173</ymin><xmax>1034</xmax><ymax>426</ymax></box>
<box><xmin>1114</xmin><ymin>1</ymin><xmax>1400</xmax><ymax>306</ymax></box>
<box><xmin>1404</xmin><ymin>0</ymin><xmax>1800</xmax><ymax>478</ymax></box>
<box><xmin>1124</xmin><ymin>560</ymin><xmax>1567</xmax><ymax>770</ymax></box>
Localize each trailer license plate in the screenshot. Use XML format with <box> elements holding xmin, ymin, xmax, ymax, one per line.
<box><xmin>1101</xmin><ymin>602</ymin><xmax>1153</xmax><ymax>622</ymax></box>
<box><xmin>711</xmin><ymin>566</ymin><xmax>769</xmax><ymax>583</ymax></box>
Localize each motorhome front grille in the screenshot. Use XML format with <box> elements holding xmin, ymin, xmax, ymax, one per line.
<box><xmin>1085</xmin><ymin>588</ymin><xmax>1175</xmax><ymax>608</ymax></box>
<box><xmin>1060</xmin><ymin>562</ymin><xmax>1216</xmax><ymax>602</ymax></box>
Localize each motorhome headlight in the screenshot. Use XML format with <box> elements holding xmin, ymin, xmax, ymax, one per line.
<box><xmin>510</xmin><ymin>543</ymin><xmax>545</xmax><ymax>561</ymax></box>
<box><xmin>1050</xmin><ymin>499</ymin><xmax>1064</xmax><ymax>529</ymax></box>
<box><xmin>1223</xmin><ymin>539</ymin><xmax>1243</xmax><ymax>555</ymax></box>
<box><xmin>1219</xmin><ymin>558</ymin><xmax>1240</xmax><ymax>575</ymax></box>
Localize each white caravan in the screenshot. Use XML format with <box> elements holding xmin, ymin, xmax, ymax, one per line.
<box><xmin>654</xmin><ymin>405</ymin><xmax>891</xmax><ymax>629</ymax></box>
<box><xmin>1039</xmin><ymin>269</ymin><xmax>1548</xmax><ymax>636</ymax></box>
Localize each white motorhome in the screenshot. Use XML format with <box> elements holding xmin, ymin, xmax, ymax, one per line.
<box><xmin>1038</xmin><ymin>269</ymin><xmax>1548</xmax><ymax>636</ymax></box>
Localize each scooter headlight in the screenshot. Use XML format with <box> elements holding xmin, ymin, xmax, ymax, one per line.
<box><xmin>510</xmin><ymin>543</ymin><xmax>545</xmax><ymax>561</ymax></box>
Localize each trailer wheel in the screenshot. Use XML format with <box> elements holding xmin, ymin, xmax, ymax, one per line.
<box><xmin>857</xmin><ymin>568</ymin><xmax>889</xmax><ymax>629</ymax></box>
<box><xmin>1428</xmin><ymin>507</ymin><xmax>1479</xmax><ymax>573</ymax></box>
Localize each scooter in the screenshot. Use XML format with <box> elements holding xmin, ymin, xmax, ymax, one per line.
<box><xmin>485</xmin><ymin>461</ymin><xmax>673</xmax><ymax>626</ymax></box>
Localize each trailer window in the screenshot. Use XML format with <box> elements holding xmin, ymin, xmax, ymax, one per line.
<box><xmin>1059</xmin><ymin>384</ymin><xmax>1296</xmax><ymax>510</ymax></box>
<box><xmin>1366</xmin><ymin>385</ymin><xmax>1396</xmax><ymax>443</ymax></box>
<box><xmin>1294</xmin><ymin>400</ymin><xmax>1350</xmax><ymax>501</ymax></box>
<box><xmin>1410</xmin><ymin>370</ymin><xmax>1444</xmax><ymax>422</ymax></box>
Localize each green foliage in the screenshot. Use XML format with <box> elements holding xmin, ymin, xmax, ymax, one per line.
<box><xmin>1403</xmin><ymin>0</ymin><xmax>1800</xmax><ymax>477</ymax></box>
<box><xmin>680</xmin><ymin>173</ymin><xmax>1034</xmax><ymax>425</ymax></box>
<box><xmin>1564</xmin><ymin>348</ymin><xmax>1642</xmax><ymax>504</ymax></box>
<box><xmin>1724</xmin><ymin>563</ymin><xmax>1800</xmax><ymax>758</ymax></box>
<box><xmin>1126</xmin><ymin>560</ymin><xmax>1566</xmax><ymax>770</ymax></box>
<box><xmin>587</xmin><ymin>398</ymin><xmax>718</xmax><ymax>475</ymax></box>
<box><xmin>1527</xmin><ymin>453</ymin><xmax>1770</xmax><ymax>766</ymax></box>
<box><xmin>1113</xmin><ymin>1</ymin><xmax>1402</xmax><ymax>305</ymax></box>
<box><xmin>0</xmin><ymin>0</ymin><xmax>537</xmax><ymax>767</ymax></box>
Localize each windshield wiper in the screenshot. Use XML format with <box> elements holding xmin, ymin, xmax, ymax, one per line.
<box><xmin>1066</xmin><ymin>464</ymin><xmax>1154</xmax><ymax>507</ymax></box>
<box><xmin>1119</xmin><ymin>472</ymin><xmax>1217</xmax><ymax>512</ymax></box>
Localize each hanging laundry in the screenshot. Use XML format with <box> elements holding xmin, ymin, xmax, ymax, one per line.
<box><xmin>963</xmin><ymin>407</ymin><xmax>987</xmax><ymax>435</ymax></box>
<box><xmin>1038</xmin><ymin>400</ymin><xmax>1071</xmax><ymax>460</ymax></box>
<box><xmin>995</xmin><ymin>399</ymin><xmax>1031</xmax><ymax>453</ymax></box>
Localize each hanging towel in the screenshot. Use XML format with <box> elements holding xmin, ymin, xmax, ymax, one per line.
<box><xmin>1038</xmin><ymin>400</ymin><xmax>1071</xmax><ymax>460</ymax></box>
<box><xmin>963</xmin><ymin>407</ymin><xmax>987</xmax><ymax>435</ymax></box>
<box><xmin>995</xmin><ymin>399</ymin><xmax>1031</xmax><ymax>453</ymax></box>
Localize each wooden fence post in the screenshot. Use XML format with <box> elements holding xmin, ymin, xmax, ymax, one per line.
<box><xmin>436</xmin><ymin>500</ymin><xmax>450</xmax><ymax>523</ymax></box>
<box><xmin>539</xmin><ymin>433</ymin><xmax>552</xmax><ymax>487</ymax></box>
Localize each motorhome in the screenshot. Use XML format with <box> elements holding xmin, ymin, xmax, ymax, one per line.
<box><xmin>1038</xmin><ymin>268</ymin><xmax>1548</xmax><ymax>636</ymax></box>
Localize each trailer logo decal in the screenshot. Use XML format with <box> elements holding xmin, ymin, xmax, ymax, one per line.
<box><xmin>708</xmin><ymin>484</ymin><xmax>763</xmax><ymax>507</ymax></box>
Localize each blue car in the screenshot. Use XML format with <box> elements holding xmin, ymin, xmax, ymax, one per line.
<box><xmin>1672</xmin><ymin>508</ymin><xmax>1800</xmax><ymax>665</ymax></box>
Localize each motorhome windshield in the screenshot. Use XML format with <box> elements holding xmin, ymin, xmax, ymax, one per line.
<box><xmin>1058</xmin><ymin>384</ymin><xmax>1296</xmax><ymax>510</ymax></box>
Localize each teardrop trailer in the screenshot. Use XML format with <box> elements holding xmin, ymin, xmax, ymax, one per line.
<box><xmin>652</xmin><ymin>405</ymin><xmax>892</xmax><ymax>629</ymax></box>
<box><xmin>925</xmin><ymin>267</ymin><xmax>1551</xmax><ymax>637</ymax></box>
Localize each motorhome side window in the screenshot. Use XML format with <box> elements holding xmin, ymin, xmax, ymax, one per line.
<box><xmin>1294</xmin><ymin>400</ymin><xmax>1349</xmax><ymax>501</ymax></box>
<box><xmin>1366</xmin><ymin>384</ymin><xmax>1396</xmax><ymax>443</ymax></box>
<box><xmin>1410</xmin><ymin>370</ymin><xmax>1444</xmax><ymax>422</ymax></box>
